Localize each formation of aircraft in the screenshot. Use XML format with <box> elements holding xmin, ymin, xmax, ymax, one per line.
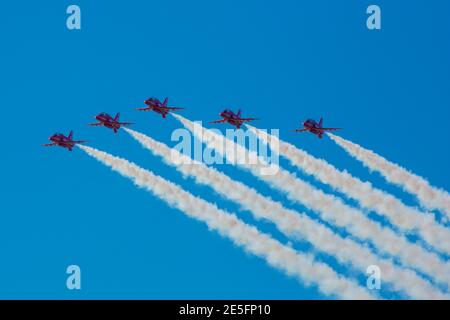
<box><xmin>88</xmin><ymin>112</ymin><xmax>134</xmax><ymax>133</ymax></box>
<box><xmin>44</xmin><ymin>96</ymin><xmax>342</xmax><ymax>150</ymax></box>
<box><xmin>43</xmin><ymin>131</ymin><xmax>87</xmax><ymax>151</ymax></box>
<box><xmin>210</xmin><ymin>109</ymin><xmax>258</xmax><ymax>129</ymax></box>
<box><xmin>136</xmin><ymin>97</ymin><xmax>183</xmax><ymax>118</ymax></box>
<box><xmin>293</xmin><ymin>117</ymin><xmax>341</xmax><ymax>139</ymax></box>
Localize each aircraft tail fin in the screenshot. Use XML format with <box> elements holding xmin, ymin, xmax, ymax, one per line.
<box><xmin>237</xmin><ymin>109</ymin><xmax>241</xmax><ymax>118</ymax></box>
<box><xmin>114</xmin><ymin>112</ymin><xmax>120</xmax><ymax>121</ymax></box>
<box><xmin>319</xmin><ymin>117</ymin><xmax>323</xmax><ymax>127</ymax></box>
<box><xmin>68</xmin><ymin>130</ymin><xmax>73</xmax><ymax>140</ymax></box>
<box><xmin>163</xmin><ymin>97</ymin><xmax>168</xmax><ymax>107</ymax></box>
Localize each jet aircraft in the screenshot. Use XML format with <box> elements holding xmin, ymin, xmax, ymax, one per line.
<box><xmin>210</xmin><ymin>109</ymin><xmax>257</xmax><ymax>129</ymax></box>
<box><xmin>88</xmin><ymin>112</ymin><xmax>133</xmax><ymax>133</ymax></box>
<box><xmin>43</xmin><ymin>131</ymin><xmax>87</xmax><ymax>151</ymax></box>
<box><xmin>136</xmin><ymin>97</ymin><xmax>183</xmax><ymax>118</ymax></box>
<box><xmin>294</xmin><ymin>118</ymin><xmax>341</xmax><ymax>138</ymax></box>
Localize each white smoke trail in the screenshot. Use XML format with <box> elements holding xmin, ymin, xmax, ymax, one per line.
<box><xmin>246</xmin><ymin>125</ymin><xmax>450</xmax><ymax>256</ymax></box>
<box><xmin>78</xmin><ymin>144</ymin><xmax>374</xmax><ymax>300</ymax></box>
<box><xmin>173</xmin><ymin>114</ymin><xmax>450</xmax><ymax>288</ymax></box>
<box><xmin>125</xmin><ymin>127</ymin><xmax>450</xmax><ymax>299</ymax></box>
<box><xmin>328</xmin><ymin>133</ymin><xmax>450</xmax><ymax>219</ymax></box>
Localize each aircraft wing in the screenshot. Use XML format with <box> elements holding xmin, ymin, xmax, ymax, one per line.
<box><xmin>162</xmin><ymin>107</ymin><xmax>183</xmax><ymax>110</ymax></box>
<box><xmin>238</xmin><ymin>118</ymin><xmax>258</xmax><ymax>122</ymax></box>
<box><xmin>88</xmin><ymin>122</ymin><xmax>102</xmax><ymax>126</ymax></box>
<box><xmin>209</xmin><ymin>119</ymin><xmax>228</xmax><ymax>124</ymax></box>
<box><xmin>322</xmin><ymin>128</ymin><xmax>342</xmax><ymax>131</ymax></box>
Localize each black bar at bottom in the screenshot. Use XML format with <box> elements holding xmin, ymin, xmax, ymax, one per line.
<box><xmin>0</xmin><ymin>300</ymin><xmax>447</xmax><ymax>318</ymax></box>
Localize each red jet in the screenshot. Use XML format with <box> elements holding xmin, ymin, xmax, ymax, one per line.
<box><xmin>43</xmin><ymin>131</ymin><xmax>87</xmax><ymax>151</ymax></box>
<box><xmin>294</xmin><ymin>117</ymin><xmax>341</xmax><ymax>138</ymax></box>
<box><xmin>136</xmin><ymin>97</ymin><xmax>183</xmax><ymax>118</ymax></box>
<box><xmin>88</xmin><ymin>112</ymin><xmax>133</xmax><ymax>133</ymax></box>
<box><xmin>210</xmin><ymin>109</ymin><xmax>258</xmax><ymax>129</ymax></box>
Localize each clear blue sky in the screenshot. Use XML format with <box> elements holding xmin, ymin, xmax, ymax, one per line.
<box><xmin>0</xmin><ymin>0</ymin><xmax>449</xmax><ymax>299</ymax></box>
